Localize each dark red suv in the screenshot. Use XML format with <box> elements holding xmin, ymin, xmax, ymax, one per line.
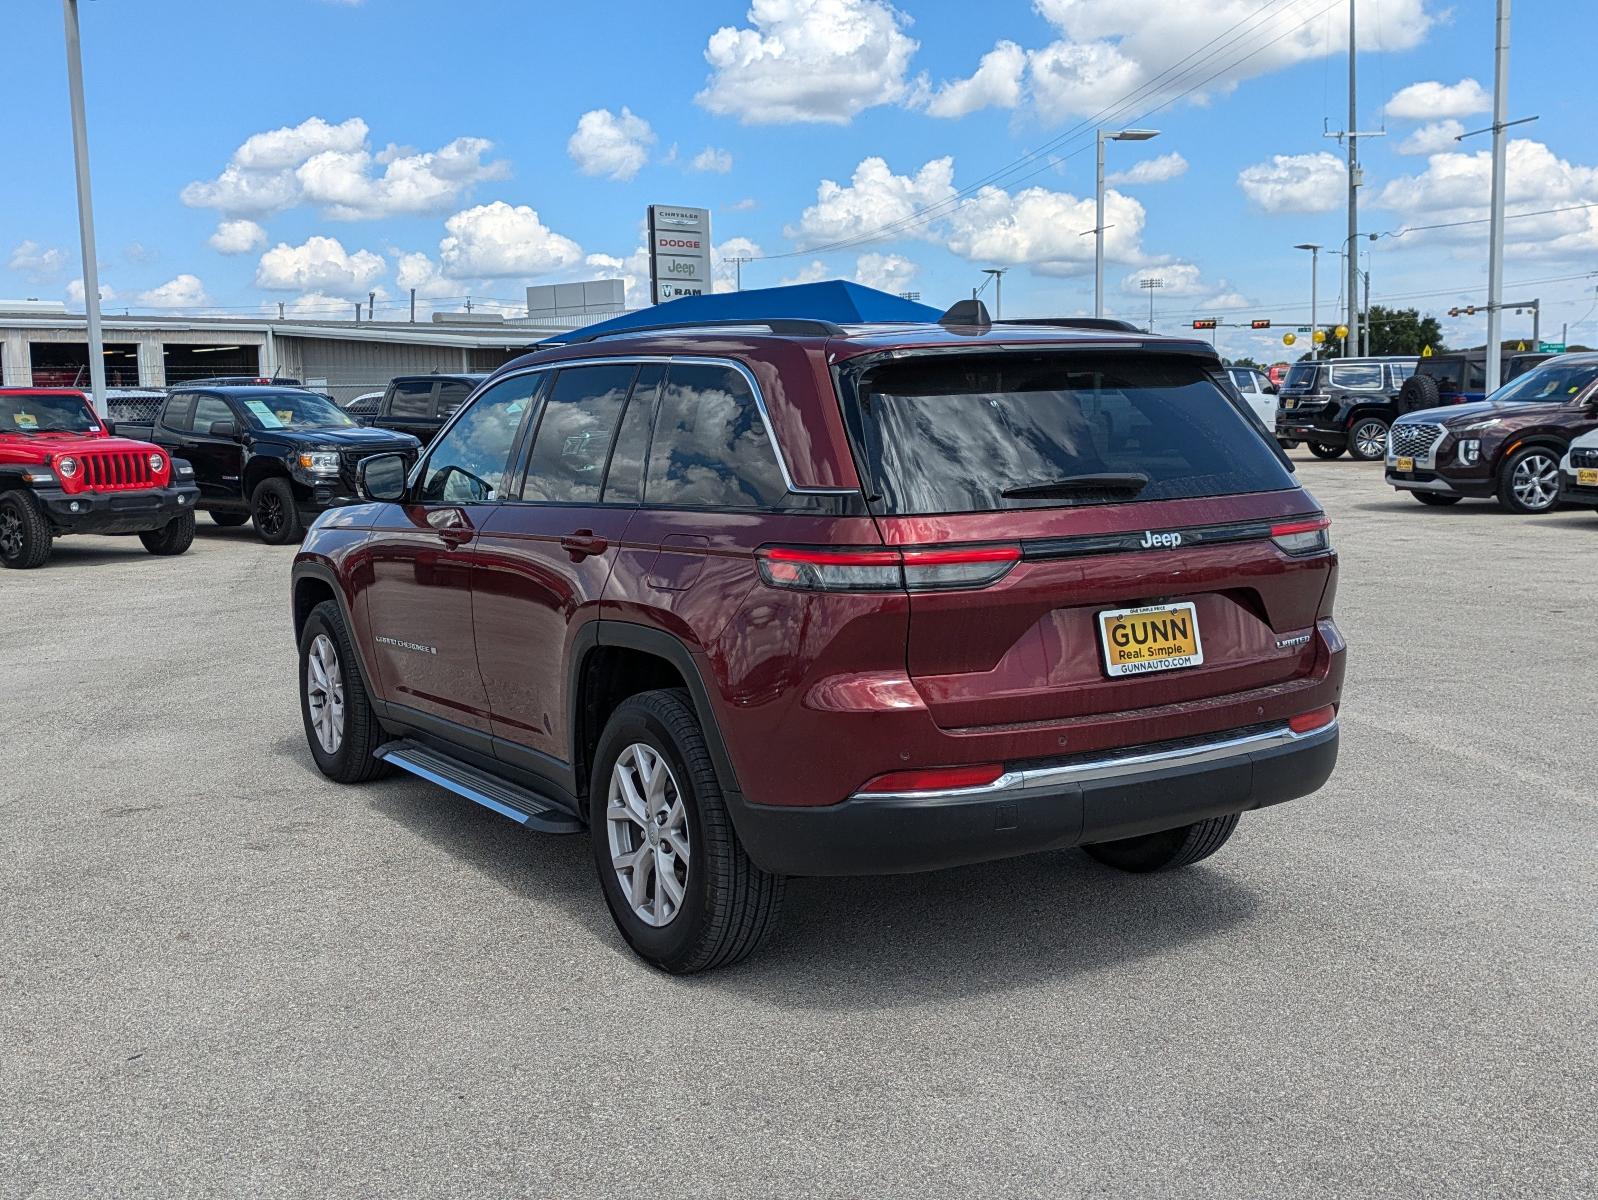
<box><xmin>291</xmin><ymin>316</ymin><xmax>1346</xmax><ymax>972</ymax></box>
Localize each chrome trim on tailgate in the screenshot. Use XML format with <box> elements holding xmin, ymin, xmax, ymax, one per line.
<box><xmin>851</xmin><ymin>720</ymin><xmax>1339</xmax><ymax>800</ymax></box>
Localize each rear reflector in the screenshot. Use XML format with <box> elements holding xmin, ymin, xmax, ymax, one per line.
<box><xmin>757</xmin><ymin>544</ymin><xmax>1020</xmax><ymax>593</ymax></box>
<box><xmin>1270</xmin><ymin>515</ymin><xmax>1331</xmax><ymax>556</ymax></box>
<box><xmin>1288</xmin><ymin>705</ymin><xmax>1337</xmax><ymax>734</ymax></box>
<box><xmin>857</xmin><ymin>763</ymin><xmax>1006</xmax><ymax>794</ymax></box>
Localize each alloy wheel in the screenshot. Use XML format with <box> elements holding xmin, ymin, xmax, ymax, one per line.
<box><xmin>606</xmin><ymin>742</ymin><xmax>690</xmax><ymax>928</ymax></box>
<box><xmin>1511</xmin><ymin>453</ymin><xmax>1559</xmax><ymax>511</ymax></box>
<box><xmin>257</xmin><ymin>492</ymin><xmax>285</xmax><ymax>538</ymax></box>
<box><xmin>0</xmin><ymin>509</ymin><xmax>20</xmax><ymax>559</ymax></box>
<box><xmin>1354</xmin><ymin>421</ymin><xmax>1388</xmax><ymax>459</ymax></box>
<box><xmin>305</xmin><ymin>633</ymin><xmax>345</xmax><ymax>754</ymax></box>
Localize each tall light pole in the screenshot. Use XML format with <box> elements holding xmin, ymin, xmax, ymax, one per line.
<box><xmin>980</xmin><ymin>268</ymin><xmax>1008</xmax><ymax>319</ymax></box>
<box><xmin>1139</xmin><ymin>277</ymin><xmax>1164</xmax><ymax>333</ymax></box>
<box><xmin>1095</xmin><ymin>128</ymin><xmax>1159</xmax><ymax>318</ymax></box>
<box><xmin>62</xmin><ymin>0</ymin><xmax>106</xmax><ymax>415</ymax></box>
<box><xmin>1294</xmin><ymin>244</ymin><xmax>1321</xmax><ymax>357</ymax></box>
<box><xmin>1484</xmin><ymin>0</ymin><xmax>1512</xmax><ymax>393</ymax></box>
<box><xmin>1345</xmin><ymin>0</ymin><xmax>1359</xmax><ymax>362</ymax></box>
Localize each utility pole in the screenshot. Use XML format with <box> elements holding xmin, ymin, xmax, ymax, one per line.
<box><xmin>1345</xmin><ymin>0</ymin><xmax>1359</xmax><ymax>359</ymax></box>
<box><xmin>1361</xmin><ymin>264</ymin><xmax>1372</xmax><ymax>355</ymax></box>
<box><xmin>1484</xmin><ymin>0</ymin><xmax>1511</xmax><ymax>392</ymax></box>
<box><xmin>367</xmin><ymin>291</ymin><xmax>375</xmax><ymax>321</ymax></box>
<box><xmin>1139</xmin><ymin>277</ymin><xmax>1164</xmax><ymax>332</ymax></box>
<box><xmin>409</xmin><ymin>287</ymin><xmax>416</xmax><ymax>323</ymax></box>
<box><xmin>1295</xmin><ymin>244</ymin><xmax>1320</xmax><ymax>358</ymax></box>
<box><xmin>728</xmin><ymin>256</ymin><xmax>751</xmax><ymax>291</ymax></box>
<box><xmin>62</xmin><ymin>0</ymin><xmax>106</xmax><ymax>417</ymax></box>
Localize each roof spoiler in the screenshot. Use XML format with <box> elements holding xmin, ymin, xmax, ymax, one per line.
<box><xmin>1003</xmin><ymin>317</ymin><xmax>1143</xmax><ymax>333</ymax></box>
<box><xmin>558</xmin><ymin>317</ymin><xmax>847</xmax><ymax>345</ymax></box>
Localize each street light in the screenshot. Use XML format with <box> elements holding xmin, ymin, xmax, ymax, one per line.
<box><xmin>1294</xmin><ymin>244</ymin><xmax>1321</xmax><ymax>358</ymax></box>
<box><xmin>979</xmin><ymin>267</ymin><xmax>1008</xmax><ymax>319</ymax></box>
<box><xmin>1139</xmin><ymin>277</ymin><xmax>1164</xmax><ymax>333</ymax></box>
<box><xmin>62</xmin><ymin>0</ymin><xmax>106</xmax><ymax>415</ymax></box>
<box><xmin>1095</xmin><ymin>128</ymin><xmax>1160</xmax><ymax>318</ymax></box>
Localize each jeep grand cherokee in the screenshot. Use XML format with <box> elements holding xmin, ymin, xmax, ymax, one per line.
<box><xmin>291</xmin><ymin>315</ymin><xmax>1346</xmax><ymax>973</ymax></box>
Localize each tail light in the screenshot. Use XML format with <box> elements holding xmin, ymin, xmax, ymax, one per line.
<box><xmin>1288</xmin><ymin>705</ymin><xmax>1337</xmax><ymax>734</ymax></box>
<box><xmin>757</xmin><ymin>544</ymin><xmax>1020</xmax><ymax>593</ymax></box>
<box><xmin>857</xmin><ymin>763</ymin><xmax>1006</xmax><ymax>794</ymax></box>
<box><xmin>1270</xmin><ymin>516</ymin><xmax>1331</xmax><ymax>556</ymax></box>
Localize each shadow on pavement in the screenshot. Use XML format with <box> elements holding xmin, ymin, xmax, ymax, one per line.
<box><xmin>333</xmin><ymin>736</ymin><xmax>1261</xmax><ymax>1009</ymax></box>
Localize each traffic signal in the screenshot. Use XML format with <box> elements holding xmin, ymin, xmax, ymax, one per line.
<box><xmin>1447</xmin><ymin>306</ymin><xmax>1478</xmax><ymax>317</ymax></box>
<box><xmin>1250</xmin><ymin>319</ymin><xmax>1271</xmax><ymax>330</ymax></box>
<box><xmin>1192</xmin><ymin>318</ymin><xmax>1217</xmax><ymax>329</ymax></box>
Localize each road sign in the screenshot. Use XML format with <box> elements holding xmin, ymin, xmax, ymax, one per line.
<box><xmin>647</xmin><ymin>205</ymin><xmax>712</xmax><ymax>304</ymax></box>
<box><xmin>1538</xmin><ymin>342</ymin><xmax>1566</xmax><ymax>353</ymax></box>
<box><xmin>1422</xmin><ymin>344</ymin><xmax>1434</xmax><ymax>357</ymax></box>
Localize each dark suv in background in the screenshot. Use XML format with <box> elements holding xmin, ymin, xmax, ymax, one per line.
<box><xmin>1387</xmin><ymin>354</ymin><xmax>1598</xmax><ymax>512</ymax></box>
<box><xmin>1274</xmin><ymin>357</ymin><xmax>1416</xmax><ymax>460</ymax></box>
<box><xmin>292</xmin><ymin>315</ymin><xmax>1346</xmax><ymax>973</ymax></box>
<box><xmin>1402</xmin><ymin>349</ymin><xmax>1551</xmax><ymax>410</ymax></box>
<box><xmin>368</xmin><ymin>373</ymin><xmax>487</xmax><ymax>445</ymax></box>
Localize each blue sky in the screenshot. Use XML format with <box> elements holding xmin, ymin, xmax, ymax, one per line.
<box><xmin>6</xmin><ymin>0</ymin><xmax>1597</xmax><ymax>361</ymax></box>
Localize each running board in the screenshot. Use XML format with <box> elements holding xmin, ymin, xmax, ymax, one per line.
<box><xmin>376</xmin><ymin>740</ymin><xmax>583</xmax><ymax>835</ymax></box>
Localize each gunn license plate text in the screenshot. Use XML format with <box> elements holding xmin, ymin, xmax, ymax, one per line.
<box><xmin>1098</xmin><ymin>602</ymin><xmax>1204</xmax><ymax>678</ymax></box>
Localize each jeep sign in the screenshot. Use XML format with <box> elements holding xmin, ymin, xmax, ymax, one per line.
<box><xmin>648</xmin><ymin>205</ymin><xmax>712</xmax><ymax>304</ymax></box>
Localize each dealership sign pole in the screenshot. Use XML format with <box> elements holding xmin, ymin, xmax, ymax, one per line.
<box><xmin>62</xmin><ymin>0</ymin><xmax>107</xmax><ymax>416</ymax></box>
<box><xmin>648</xmin><ymin>206</ymin><xmax>712</xmax><ymax>305</ymax></box>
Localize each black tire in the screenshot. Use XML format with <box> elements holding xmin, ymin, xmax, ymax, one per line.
<box><xmin>1496</xmin><ymin>445</ymin><xmax>1563</xmax><ymax>514</ymax></box>
<box><xmin>1081</xmin><ymin>814</ymin><xmax>1240</xmax><ymax>873</ymax></box>
<box><xmin>1397</xmin><ymin>373</ymin><xmax>1441</xmax><ymax>415</ymax></box>
<box><xmin>251</xmin><ymin>476</ymin><xmax>302</xmax><ymax>545</ymax></box>
<box><xmin>1347</xmin><ymin>416</ymin><xmax>1390</xmax><ymax>462</ymax></box>
<box><xmin>297</xmin><ymin>599</ymin><xmax>391</xmax><ymax>784</ymax></box>
<box><xmin>209</xmin><ymin>510</ymin><xmax>251</xmax><ymax>528</ymax></box>
<box><xmin>589</xmin><ymin>689</ymin><xmax>784</xmax><ymax>974</ymax></box>
<box><xmin>138</xmin><ymin>511</ymin><xmax>195</xmax><ymax>556</ymax></box>
<box><xmin>0</xmin><ymin>490</ymin><xmax>53</xmax><ymax>569</ymax></box>
<box><xmin>1307</xmin><ymin>442</ymin><xmax>1346</xmax><ymax>460</ymax></box>
<box><xmin>1413</xmin><ymin>492</ymin><xmax>1462</xmax><ymax>507</ymax></box>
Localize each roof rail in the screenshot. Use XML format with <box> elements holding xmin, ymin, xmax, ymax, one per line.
<box><xmin>1003</xmin><ymin>317</ymin><xmax>1143</xmax><ymax>333</ymax></box>
<box><xmin>563</xmin><ymin>317</ymin><xmax>848</xmax><ymax>345</ymax></box>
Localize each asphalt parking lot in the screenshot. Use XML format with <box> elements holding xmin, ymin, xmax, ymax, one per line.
<box><xmin>4</xmin><ymin>455</ymin><xmax>1595</xmax><ymax>1200</ymax></box>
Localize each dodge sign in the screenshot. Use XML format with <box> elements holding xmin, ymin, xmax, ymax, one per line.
<box><xmin>648</xmin><ymin>205</ymin><xmax>712</xmax><ymax>304</ymax></box>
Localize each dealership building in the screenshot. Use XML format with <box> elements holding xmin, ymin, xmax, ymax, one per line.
<box><xmin>0</xmin><ymin>280</ymin><xmax>626</xmax><ymax>405</ymax></box>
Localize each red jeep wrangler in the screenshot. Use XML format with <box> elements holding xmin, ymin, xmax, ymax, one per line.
<box><xmin>291</xmin><ymin>315</ymin><xmax>1346</xmax><ymax>973</ymax></box>
<box><xmin>0</xmin><ymin>388</ymin><xmax>200</xmax><ymax>568</ymax></box>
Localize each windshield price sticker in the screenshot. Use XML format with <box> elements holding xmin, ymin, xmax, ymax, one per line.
<box><xmin>244</xmin><ymin>400</ymin><xmax>286</xmax><ymax>428</ymax></box>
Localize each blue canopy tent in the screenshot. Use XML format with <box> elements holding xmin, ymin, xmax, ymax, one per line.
<box><xmin>543</xmin><ymin>280</ymin><xmax>943</xmax><ymax>344</ymax></box>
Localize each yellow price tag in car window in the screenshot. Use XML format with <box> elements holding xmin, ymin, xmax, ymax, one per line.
<box><xmin>15</xmin><ymin>411</ymin><xmax>38</xmax><ymax>430</ymax></box>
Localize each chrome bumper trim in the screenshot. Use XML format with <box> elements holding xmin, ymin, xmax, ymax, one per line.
<box><xmin>851</xmin><ymin>720</ymin><xmax>1340</xmax><ymax>801</ymax></box>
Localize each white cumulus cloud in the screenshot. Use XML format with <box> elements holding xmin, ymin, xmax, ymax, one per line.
<box><xmin>1106</xmin><ymin>152</ymin><xmax>1189</xmax><ymax>186</ymax></box>
<box><xmin>787</xmin><ymin>156</ymin><xmax>955</xmax><ymax>245</ymax></box>
<box><xmin>437</xmin><ymin>201</ymin><xmax>583</xmax><ymax>278</ymax></box>
<box><xmin>567</xmin><ymin>108</ymin><xmax>656</xmax><ymax>182</ymax></box>
<box><xmin>690</xmin><ymin>147</ymin><xmax>734</xmax><ymax>174</ymax></box>
<box><xmin>9</xmin><ymin>240</ymin><xmax>67</xmax><ymax>281</ymax></box>
<box><xmin>779</xmin><ymin>260</ymin><xmax>832</xmax><ymax>286</ymax></box>
<box><xmin>208</xmin><ymin>220</ymin><xmax>268</xmax><ymax>255</ymax></box>
<box><xmin>1237</xmin><ymin>152</ymin><xmax>1346</xmax><ymax>214</ymax></box>
<box><xmin>697</xmin><ymin>0</ymin><xmax>919</xmax><ymax>124</ymax></box>
<box><xmin>66</xmin><ymin>278</ymin><xmax>117</xmax><ymax>306</ymax></box>
<box><xmin>945</xmin><ymin>184</ymin><xmax>1144</xmax><ymax>275</ymax></box>
<box><xmin>1398</xmin><ymin>119</ymin><xmax>1466</xmax><ymax>156</ymax></box>
<box><xmin>585</xmin><ymin>248</ymin><xmax>655</xmax><ymax>306</ymax></box>
<box><xmin>854</xmin><ymin>251</ymin><xmax>917</xmax><ymax>293</ymax></box>
<box><xmin>255</xmin><ymin>235</ymin><xmax>385</xmax><ymax>294</ymax></box>
<box><xmin>137</xmin><ymin>274</ymin><xmax>210</xmax><ymax>309</ymax></box>
<box><xmin>1385</xmin><ymin>78</ymin><xmax>1490</xmax><ymax>121</ymax></box>
<box><xmin>921</xmin><ymin>40</ymin><xmax>1026</xmax><ymax>118</ymax></box>
<box><xmin>183</xmin><ymin>117</ymin><xmax>507</xmax><ymax>219</ymax></box>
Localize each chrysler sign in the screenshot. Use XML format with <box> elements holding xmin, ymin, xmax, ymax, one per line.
<box><xmin>648</xmin><ymin>205</ymin><xmax>711</xmax><ymax>304</ymax></box>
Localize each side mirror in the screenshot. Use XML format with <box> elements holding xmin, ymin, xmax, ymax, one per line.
<box><xmin>358</xmin><ymin>452</ymin><xmax>409</xmax><ymax>502</ymax></box>
<box><xmin>209</xmin><ymin>420</ymin><xmax>237</xmax><ymax>439</ymax></box>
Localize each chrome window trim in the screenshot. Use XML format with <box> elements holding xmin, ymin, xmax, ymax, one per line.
<box><xmin>412</xmin><ymin>354</ymin><xmax>859</xmax><ymax>498</ymax></box>
<box><xmin>850</xmin><ymin>719</ymin><xmax>1339</xmax><ymax>801</ymax></box>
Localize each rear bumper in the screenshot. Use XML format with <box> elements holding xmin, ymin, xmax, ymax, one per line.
<box><xmin>37</xmin><ymin>484</ymin><xmax>200</xmax><ymax>534</ymax></box>
<box><xmin>730</xmin><ymin>720</ymin><xmax>1339</xmax><ymax>877</ymax></box>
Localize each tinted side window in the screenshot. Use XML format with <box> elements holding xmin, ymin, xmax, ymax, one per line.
<box><xmin>1227</xmin><ymin>369</ymin><xmax>1254</xmax><ymax>393</ymax></box>
<box><xmin>521</xmin><ymin>364</ymin><xmax>636</xmax><ymax>504</ymax></box>
<box><xmin>1466</xmin><ymin>361</ymin><xmax>1486</xmax><ymax>390</ymax></box>
<box><xmin>388</xmin><ymin>380</ymin><xmax>434</xmax><ymax>418</ymax></box>
<box><xmin>602</xmin><ymin>364</ymin><xmax>664</xmax><ymax>505</ymax></box>
<box><xmin>435</xmin><ymin>380</ymin><xmax>475</xmax><ymax>418</ymax></box>
<box><xmin>163</xmin><ymin>393</ymin><xmax>196</xmax><ymax>431</ymax></box>
<box><xmin>418</xmin><ymin>374</ymin><xmax>540</xmax><ymax>503</ymax></box>
<box><xmin>647</xmin><ymin>364</ymin><xmax>786</xmax><ymax>508</ymax></box>
<box><xmin>1329</xmin><ymin>363</ymin><xmax>1381</xmax><ymax>389</ymax></box>
<box><xmin>192</xmin><ymin>396</ymin><xmax>233</xmax><ymax>432</ymax></box>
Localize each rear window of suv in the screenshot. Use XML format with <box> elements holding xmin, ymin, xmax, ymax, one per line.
<box><xmin>1282</xmin><ymin>363</ymin><xmax>1320</xmax><ymax>392</ymax></box>
<box><xmin>850</xmin><ymin>354</ymin><xmax>1295</xmax><ymax>516</ymax></box>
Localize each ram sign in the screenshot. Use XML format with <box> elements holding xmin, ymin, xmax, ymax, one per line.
<box><xmin>648</xmin><ymin>205</ymin><xmax>712</xmax><ymax>304</ymax></box>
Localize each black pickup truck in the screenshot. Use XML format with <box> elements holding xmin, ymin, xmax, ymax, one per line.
<box><xmin>113</xmin><ymin>385</ymin><xmax>419</xmax><ymax>544</ymax></box>
<box><xmin>367</xmin><ymin>373</ymin><xmax>486</xmax><ymax>445</ymax></box>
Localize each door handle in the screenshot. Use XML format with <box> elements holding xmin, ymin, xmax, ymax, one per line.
<box><xmin>560</xmin><ymin>529</ymin><xmax>609</xmax><ymax>560</ymax></box>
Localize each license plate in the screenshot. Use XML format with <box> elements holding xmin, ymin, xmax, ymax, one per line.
<box><xmin>1579</xmin><ymin>468</ymin><xmax>1598</xmax><ymax>487</ymax></box>
<box><xmin>1396</xmin><ymin>456</ymin><xmax>1414</xmax><ymax>473</ymax></box>
<box><xmin>1098</xmin><ymin>602</ymin><xmax>1204</xmax><ymax>678</ymax></box>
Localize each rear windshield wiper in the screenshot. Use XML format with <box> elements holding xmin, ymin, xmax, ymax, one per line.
<box><xmin>1000</xmin><ymin>472</ymin><xmax>1149</xmax><ymax>500</ymax></box>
